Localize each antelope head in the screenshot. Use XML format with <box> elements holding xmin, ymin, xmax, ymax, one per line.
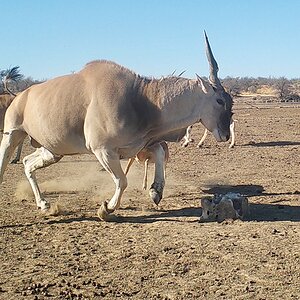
<box><xmin>197</xmin><ymin>32</ymin><xmax>233</xmax><ymax>142</ymax></box>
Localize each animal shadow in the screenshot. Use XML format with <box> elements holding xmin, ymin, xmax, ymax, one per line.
<box><xmin>249</xmin><ymin>203</ymin><xmax>300</xmax><ymax>222</ymax></box>
<box><xmin>202</xmin><ymin>184</ymin><xmax>264</xmax><ymax>197</ymax></box>
<box><xmin>244</xmin><ymin>141</ymin><xmax>300</xmax><ymax>147</ymax></box>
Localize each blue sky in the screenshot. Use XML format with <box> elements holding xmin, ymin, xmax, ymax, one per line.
<box><xmin>1</xmin><ymin>0</ymin><xmax>299</xmax><ymax>80</ymax></box>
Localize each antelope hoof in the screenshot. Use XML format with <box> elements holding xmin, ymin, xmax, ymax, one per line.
<box><xmin>149</xmin><ymin>185</ymin><xmax>163</xmax><ymax>205</ymax></box>
<box><xmin>10</xmin><ymin>159</ymin><xmax>19</xmax><ymax>164</ymax></box>
<box><xmin>97</xmin><ymin>201</ymin><xmax>112</xmax><ymax>221</ymax></box>
<box><xmin>39</xmin><ymin>201</ymin><xmax>50</xmax><ymax>211</ymax></box>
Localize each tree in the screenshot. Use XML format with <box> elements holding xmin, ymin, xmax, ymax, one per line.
<box><xmin>0</xmin><ymin>66</ymin><xmax>24</xmax><ymax>95</ymax></box>
<box><xmin>222</xmin><ymin>76</ymin><xmax>242</xmax><ymax>97</ymax></box>
<box><xmin>273</xmin><ymin>77</ymin><xmax>291</xmax><ymax>101</ymax></box>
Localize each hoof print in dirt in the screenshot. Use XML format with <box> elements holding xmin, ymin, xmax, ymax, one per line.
<box><xmin>200</xmin><ymin>193</ymin><xmax>249</xmax><ymax>223</ymax></box>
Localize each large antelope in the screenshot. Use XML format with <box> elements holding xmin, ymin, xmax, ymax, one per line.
<box><xmin>0</xmin><ymin>32</ymin><xmax>233</xmax><ymax>220</ymax></box>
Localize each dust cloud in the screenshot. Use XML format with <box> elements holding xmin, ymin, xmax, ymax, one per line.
<box><xmin>15</xmin><ymin>160</ymin><xmax>113</xmax><ymax>200</ymax></box>
<box><xmin>14</xmin><ymin>159</ymin><xmax>178</xmax><ymax>201</ymax></box>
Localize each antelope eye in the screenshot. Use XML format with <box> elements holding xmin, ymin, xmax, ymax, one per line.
<box><xmin>216</xmin><ymin>98</ymin><xmax>225</xmax><ymax>106</ymax></box>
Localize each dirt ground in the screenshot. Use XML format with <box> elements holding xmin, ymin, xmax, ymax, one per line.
<box><xmin>0</xmin><ymin>104</ymin><xmax>299</xmax><ymax>300</ymax></box>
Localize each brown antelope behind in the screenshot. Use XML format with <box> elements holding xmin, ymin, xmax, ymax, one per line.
<box><xmin>0</xmin><ymin>67</ymin><xmax>24</xmax><ymax>163</ymax></box>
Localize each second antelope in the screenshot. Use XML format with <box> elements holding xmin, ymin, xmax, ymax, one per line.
<box><xmin>182</xmin><ymin>119</ymin><xmax>235</xmax><ymax>148</ymax></box>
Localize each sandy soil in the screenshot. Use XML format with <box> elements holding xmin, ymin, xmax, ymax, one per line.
<box><xmin>0</xmin><ymin>104</ymin><xmax>299</xmax><ymax>300</ymax></box>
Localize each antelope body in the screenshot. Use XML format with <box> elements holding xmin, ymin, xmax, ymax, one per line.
<box><xmin>0</xmin><ymin>33</ymin><xmax>233</xmax><ymax>220</ymax></box>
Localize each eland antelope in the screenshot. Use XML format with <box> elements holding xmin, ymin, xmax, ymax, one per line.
<box><xmin>182</xmin><ymin>119</ymin><xmax>235</xmax><ymax>148</ymax></box>
<box><xmin>0</xmin><ymin>32</ymin><xmax>233</xmax><ymax>220</ymax></box>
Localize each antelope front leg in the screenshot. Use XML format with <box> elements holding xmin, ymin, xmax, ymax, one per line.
<box><xmin>181</xmin><ymin>125</ymin><xmax>194</xmax><ymax>147</ymax></box>
<box><xmin>142</xmin><ymin>159</ymin><xmax>149</xmax><ymax>190</ymax></box>
<box><xmin>229</xmin><ymin>120</ymin><xmax>235</xmax><ymax>149</ymax></box>
<box><xmin>10</xmin><ymin>141</ymin><xmax>24</xmax><ymax>164</ymax></box>
<box><xmin>149</xmin><ymin>143</ymin><xmax>165</xmax><ymax>205</ymax></box>
<box><xmin>197</xmin><ymin>128</ymin><xmax>209</xmax><ymax>148</ymax></box>
<box><xmin>124</xmin><ymin>157</ymin><xmax>135</xmax><ymax>175</ymax></box>
<box><xmin>94</xmin><ymin>149</ymin><xmax>127</xmax><ymax>221</ymax></box>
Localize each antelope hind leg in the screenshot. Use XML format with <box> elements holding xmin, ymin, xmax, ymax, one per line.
<box><xmin>23</xmin><ymin>147</ymin><xmax>62</xmax><ymax>210</ymax></box>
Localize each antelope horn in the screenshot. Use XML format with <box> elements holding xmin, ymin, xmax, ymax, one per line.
<box><xmin>204</xmin><ymin>31</ymin><xmax>222</xmax><ymax>89</ymax></box>
<box><xmin>178</xmin><ymin>70</ymin><xmax>186</xmax><ymax>77</ymax></box>
<box><xmin>171</xmin><ymin>69</ymin><xmax>176</xmax><ymax>76</ymax></box>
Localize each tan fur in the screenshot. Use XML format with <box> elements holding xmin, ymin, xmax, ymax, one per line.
<box><xmin>0</xmin><ymin>42</ymin><xmax>233</xmax><ymax>218</ymax></box>
<box><xmin>4</xmin><ymin>61</ymin><xmax>231</xmax><ymax>157</ymax></box>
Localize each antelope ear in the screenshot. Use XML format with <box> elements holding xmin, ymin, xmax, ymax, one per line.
<box><xmin>196</xmin><ymin>74</ymin><xmax>210</xmax><ymax>94</ymax></box>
